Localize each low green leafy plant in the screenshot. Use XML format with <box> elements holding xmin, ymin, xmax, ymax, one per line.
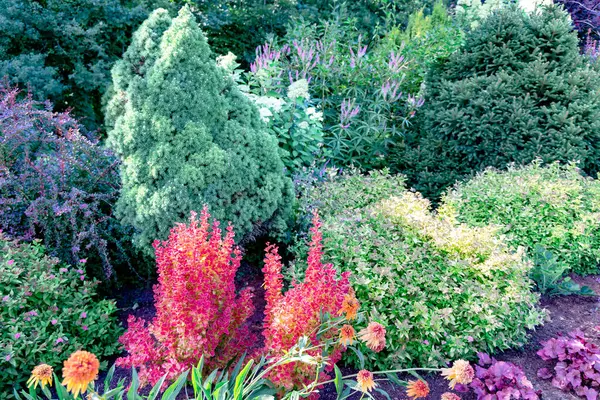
<box><xmin>0</xmin><ymin>235</ymin><xmax>122</xmax><ymax>397</ymax></box>
<box><xmin>293</xmin><ymin>170</ymin><xmax>545</xmax><ymax>370</ymax></box>
<box><xmin>440</xmin><ymin>161</ymin><xmax>600</xmax><ymax>276</ymax></box>
<box><xmin>531</xmin><ymin>245</ymin><xmax>594</xmax><ymax>297</ymax></box>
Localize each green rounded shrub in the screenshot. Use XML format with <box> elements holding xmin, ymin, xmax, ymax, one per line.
<box><xmin>440</xmin><ymin>161</ymin><xmax>600</xmax><ymax>275</ymax></box>
<box><xmin>0</xmin><ymin>236</ymin><xmax>122</xmax><ymax>396</ymax></box>
<box><xmin>293</xmin><ymin>171</ymin><xmax>545</xmax><ymax>369</ymax></box>
<box><xmin>106</xmin><ymin>7</ymin><xmax>293</xmax><ymax>256</ymax></box>
<box><xmin>397</xmin><ymin>4</ymin><xmax>600</xmax><ymax>200</ymax></box>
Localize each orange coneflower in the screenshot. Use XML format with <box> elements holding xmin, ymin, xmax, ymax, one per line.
<box><xmin>356</xmin><ymin>369</ymin><xmax>377</xmax><ymax>393</ymax></box>
<box><xmin>406</xmin><ymin>380</ymin><xmax>430</xmax><ymax>399</ymax></box>
<box><xmin>441</xmin><ymin>360</ymin><xmax>475</xmax><ymax>389</ymax></box>
<box><xmin>339</xmin><ymin>324</ymin><xmax>356</xmax><ymax>346</ymax></box>
<box><xmin>27</xmin><ymin>364</ymin><xmax>53</xmax><ymax>389</ymax></box>
<box><xmin>358</xmin><ymin>321</ymin><xmax>386</xmax><ymax>352</ymax></box>
<box><xmin>339</xmin><ymin>291</ymin><xmax>360</xmax><ymax>320</ymax></box>
<box><xmin>62</xmin><ymin>350</ymin><xmax>99</xmax><ymax>397</ymax></box>
<box><xmin>441</xmin><ymin>393</ymin><xmax>461</xmax><ymax>400</ymax></box>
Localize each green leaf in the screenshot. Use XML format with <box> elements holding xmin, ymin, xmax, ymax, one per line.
<box><xmin>334</xmin><ymin>364</ymin><xmax>343</xmax><ymax>398</ymax></box>
<box><xmin>148</xmin><ymin>374</ymin><xmax>168</xmax><ymax>400</ymax></box>
<box><xmin>161</xmin><ymin>371</ymin><xmax>188</xmax><ymax>400</ymax></box>
<box><xmin>384</xmin><ymin>372</ymin><xmax>405</xmax><ymax>387</ymax></box>
<box><xmin>234</xmin><ymin>359</ymin><xmax>254</xmax><ymax>400</ymax></box>
<box><xmin>127</xmin><ymin>368</ymin><xmax>140</xmax><ymax>400</ymax></box>
<box><xmin>348</xmin><ymin>346</ymin><xmax>365</xmax><ymax>369</ymax></box>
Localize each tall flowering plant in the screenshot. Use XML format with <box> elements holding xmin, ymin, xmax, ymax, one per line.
<box><xmin>116</xmin><ymin>208</ymin><xmax>256</xmax><ymax>386</ymax></box>
<box><xmin>246</xmin><ymin>15</ymin><xmax>424</xmax><ymax>169</ymax></box>
<box><xmin>262</xmin><ymin>211</ymin><xmax>352</xmax><ymax>394</ymax></box>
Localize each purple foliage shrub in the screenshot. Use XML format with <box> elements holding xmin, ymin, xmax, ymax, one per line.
<box><xmin>556</xmin><ymin>0</ymin><xmax>600</xmax><ymax>40</ymax></box>
<box><xmin>0</xmin><ymin>85</ymin><xmax>130</xmax><ymax>279</ymax></box>
<box><xmin>469</xmin><ymin>353</ymin><xmax>541</xmax><ymax>399</ymax></box>
<box><xmin>537</xmin><ymin>330</ymin><xmax>600</xmax><ymax>399</ymax></box>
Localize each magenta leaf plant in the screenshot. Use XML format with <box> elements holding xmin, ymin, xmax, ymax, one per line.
<box><xmin>470</xmin><ymin>353</ymin><xmax>541</xmax><ymax>399</ymax></box>
<box><xmin>537</xmin><ymin>330</ymin><xmax>600</xmax><ymax>399</ymax></box>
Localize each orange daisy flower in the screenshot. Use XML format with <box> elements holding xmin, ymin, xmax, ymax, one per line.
<box><xmin>406</xmin><ymin>379</ymin><xmax>430</xmax><ymax>399</ymax></box>
<box><xmin>339</xmin><ymin>324</ymin><xmax>356</xmax><ymax>346</ymax></box>
<box><xmin>339</xmin><ymin>291</ymin><xmax>360</xmax><ymax>320</ymax></box>
<box><xmin>441</xmin><ymin>360</ymin><xmax>475</xmax><ymax>389</ymax></box>
<box><xmin>62</xmin><ymin>350</ymin><xmax>99</xmax><ymax>397</ymax></box>
<box><xmin>358</xmin><ymin>321</ymin><xmax>386</xmax><ymax>352</ymax></box>
<box><xmin>27</xmin><ymin>364</ymin><xmax>53</xmax><ymax>389</ymax></box>
<box><xmin>356</xmin><ymin>369</ymin><xmax>377</xmax><ymax>393</ymax></box>
<box><xmin>441</xmin><ymin>393</ymin><xmax>461</xmax><ymax>400</ymax></box>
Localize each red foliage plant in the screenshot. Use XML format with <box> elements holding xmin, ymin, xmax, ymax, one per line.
<box><xmin>262</xmin><ymin>211</ymin><xmax>351</xmax><ymax>395</ymax></box>
<box><xmin>116</xmin><ymin>207</ymin><xmax>255</xmax><ymax>386</ymax></box>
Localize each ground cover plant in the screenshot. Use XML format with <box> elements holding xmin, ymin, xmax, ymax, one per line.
<box><xmin>105</xmin><ymin>7</ymin><xmax>293</xmax><ymax>257</ymax></box>
<box><xmin>471</xmin><ymin>353</ymin><xmax>541</xmax><ymax>399</ymax></box>
<box><xmin>440</xmin><ymin>161</ymin><xmax>600</xmax><ymax>276</ymax></box>
<box><xmin>399</xmin><ymin>4</ymin><xmax>600</xmax><ymax>200</ymax></box>
<box><xmin>294</xmin><ymin>170</ymin><xmax>545</xmax><ymax>370</ymax></box>
<box><xmin>0</xmin><ymin>235</ymin><xmax>122</xmax><ymax>395</ymax></box>
<box><xmin>0</xmin><ymin>85</ymin><xmax>130</xmax><ymax>280</ymax></box>
<box><xmin>537</xmin><ymin>330</ymin><xmax>600</xmax><ymax>398</ymax></box>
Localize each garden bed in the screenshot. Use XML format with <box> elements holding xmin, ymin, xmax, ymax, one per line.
<box><xmin>108</xmin><ymin>270</ymin><xmax>600</xmax><ymax>399</ymax></box>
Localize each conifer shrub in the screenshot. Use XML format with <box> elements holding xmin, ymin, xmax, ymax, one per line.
<box><xmin>440</xmin><ymin>161</ymin><xmax>600</xmax><ymax>275</ymax></box>
<box><xmin>0</xmin><ymin>235</ymin><xmax>122</xmax><ymax>395</ymax></box>
<box><xmin>262</xmin><ymin>212</ymin><xmax>351</xmax><ymax>393</ymax></box>
<box><xmin>397</xmin><ymin>4</ymin><xmax>600</xmax><ymax>200</ymax></box>
<box><xmin>116</xmin><ymin>208</ymin><xmax>255</xmax><ymax>386</ymax></box>
<box><xmin>105</xmin><ymin>7</ymin><xmax>293</xmax><ymax>257</ymax></box>
<box><xmin>293</xmin><ymin>171</ymin><xmax>545</xmax><ymax>369</ymax></box>
<box><xmin>0</xmin><ymin>85</ymin><xmax>130</xmax><ymax>280</ymax></box>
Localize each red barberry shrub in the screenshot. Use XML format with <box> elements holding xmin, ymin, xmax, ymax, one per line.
<box><xmin>116</xmin><ymin>207</ymin><xmax>255</xmax><ymax>386</ymax></box>
<box><xmin>262</xmin><ymin>211</ymin><xmax>351</xmax><ymax>394</ymax></box>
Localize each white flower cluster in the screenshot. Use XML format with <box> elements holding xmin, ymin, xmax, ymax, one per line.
<box><xmin>245</xmin><ymin>93</ymin><xmax>286</xmax><ymax>123</ymax></box>
<box><xmin>216</xmin><ymin>52</ymin><xmax>238</xmax><ymax>71</ymax></box>
<box><xmin>287</xmin><ymin>79</ymin><xmax>310</xmax><ymax>100</ymax></box>
<box><xmin>306</xmin><ymin>107</ymin><xmax>323</xmax><ymax>123</ymax></box>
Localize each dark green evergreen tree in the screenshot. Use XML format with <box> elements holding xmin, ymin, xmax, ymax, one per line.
<box><xmin>396</xmin><ymin>5</ymin><xmax>600</xmax><ymax>200</ymax></box>
<box><xmin>0</xmin><ymin>0</ymin><xmax>170</xmax><ymax>130</ymax></box>
<box><xmin>106</xmin><ymin>7</ymin><xmax>293</xmax><ymax>257</ymax></box>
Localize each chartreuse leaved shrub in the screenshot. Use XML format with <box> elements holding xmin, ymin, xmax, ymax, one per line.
<box><xmin>117</xmin><ymin>208</ymin><xmax>255</xmax><ymax>387</ymax></box>
<box><xmin>440</xmin><ymin>161</ymin><xmax>600</xmax><ymax>276</ymax></box>
<box><xmin>106</xmin><ymin>7</ymin><xmax>293</xmax><ymax>257</ymax></box>
<box><xmin>294</xmin><ymin>171</ymin><xmax>545</xmax><ymax>369</ymax></box>
<box><xmin>0</xmin><ymin>235</ymin><xmax>121</xmax><ymax>396</ymax></box>
<box><xmin>399</xmin><ymin>4</ymin><xmax>600</xmax><ymax>200</ymax></box>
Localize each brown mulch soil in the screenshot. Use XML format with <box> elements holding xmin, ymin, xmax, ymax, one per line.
<box><xmin>104</xmin><ymin>270</ymin><xmax>600</xmax><ymax>399</ymax></box>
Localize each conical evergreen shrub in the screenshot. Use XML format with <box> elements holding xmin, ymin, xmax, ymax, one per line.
<box><xmin>106</xmin><ymin>7</ymin><xmax>293</xmax><ymax>256</ymax></box>
<box><xmin>396</xmin><ymin>5</ymin><xmax>600</xmax><ymax>200</ymax></box>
